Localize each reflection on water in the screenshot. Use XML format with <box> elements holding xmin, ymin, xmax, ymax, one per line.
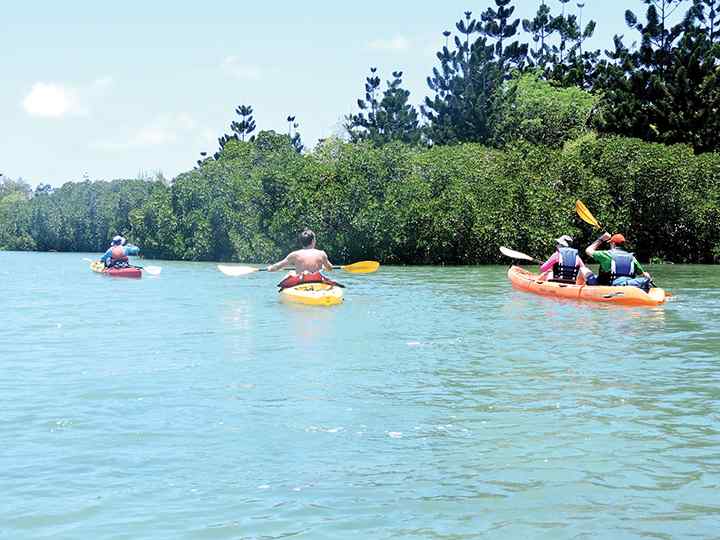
<box><xmin>1</xmin><ymin>253</ymin><xmax>719</xmax><ymax>539</ymax></box>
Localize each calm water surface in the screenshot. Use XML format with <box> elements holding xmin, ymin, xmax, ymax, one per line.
<box><xmin>2</xmin><ymin>252</ymin><xmax>719</xmax><ymax>539</ymax></box>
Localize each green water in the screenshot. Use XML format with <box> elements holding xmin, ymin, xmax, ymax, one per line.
<box><xmin>2</xmin><ymin>252</ymin><xmax>719</xmax><ymax>539</ymax></box>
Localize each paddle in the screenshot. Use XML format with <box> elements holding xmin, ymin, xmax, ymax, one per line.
<box><xmin>217</xmin><ymin>260</ymin><xmax>380</xmax><ymax>277</ymax></box>
<box><xmin>575</xmin><ymin>200</ymin><xmax>604</xmax><ymax>231</ymax></box>
<box><xmin>499</xmin><ymin>246</ymin><xmax>542</xmax><ymax>264</ymax></box>
<box><xmin>84</xmin><ymin>257</ymin><xmax>162</xmax><ymax>275</ymax></box>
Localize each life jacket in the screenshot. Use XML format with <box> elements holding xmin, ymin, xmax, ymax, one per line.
<box><xmin>552</xmin><ymin>247</ymin><xmax>579</xmax><ymax>283</ymax></box>
<box><xmin>609</xmin><ymin>249</ymin><xmax>636</xmax><ymax>280</ymax></box>
<box><xmin>110</xmin><ymin>245</ymin><xmax>128</xmax><ymax>262</ymax></box>
<box><xmin>277</xmin><ymin>271</ymin><xmax>344</xmax><ymax>290</ymax></box>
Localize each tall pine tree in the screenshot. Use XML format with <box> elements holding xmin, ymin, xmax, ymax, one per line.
<box><xmin>346</xmin><ymin>69</ymin><xmax>421</xmax><ymax>145</ymax></box>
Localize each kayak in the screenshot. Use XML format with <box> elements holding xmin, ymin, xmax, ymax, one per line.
<box><xmin>279</xmin><ymin>282</ymin><xmax>344</xmax><ymax>306</ymax></box>
<box><xmin>507</xmin><ymin>265</ymin><xmax>667</xmax><ymax>306</ymax></box>
<box><xmin>90</xmin><ymin>260</ymin><xmax>142</xmax><ymax>279</ymax></box>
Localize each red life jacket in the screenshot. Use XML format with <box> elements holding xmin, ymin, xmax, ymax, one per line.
<box><xmin>277</xmin><ymin>272</ymin><xmax>343</xmax><ymax>290</ymax></box>
<box><xmin>110</xmin><ymin>246</ymin><xmax>128</xmax><ymax>262</ymax></box>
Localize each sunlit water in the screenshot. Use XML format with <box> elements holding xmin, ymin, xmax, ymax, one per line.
<box><xmin>1</xmin><ymin>252</ymin><xmax>719</xmax><ymax>539</ymax></box>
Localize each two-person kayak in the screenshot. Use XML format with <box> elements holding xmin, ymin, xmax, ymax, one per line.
<box><xmin>508</xmin><ymin>265</ymin><xmax>667</xmax><ymax>306</ymax></box>
<box><xmin>90</xmin><ymin>260</ymin><xmax>142</xmax><ymax>279</ymax></box>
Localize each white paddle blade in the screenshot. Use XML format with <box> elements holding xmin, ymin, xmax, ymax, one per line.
<box><xmin>500</xmin><ymin>246</ymin><xmax>536</xmax><ymax>262</ymax></box>
<box><xmin>217</xmin><ymin>264</ymin><xmax>260</xmax><ymax>277</ymax></box>
<box><xmin>145</xmin><ymin>266</ymin><xmax>162</xmax><ymax>275</ymax></box>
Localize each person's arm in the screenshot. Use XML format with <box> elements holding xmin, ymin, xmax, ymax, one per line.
<box><xmin>585</xmin><ymin>232</ymin><xmax>611</xmax><ymax>257</ymax></box>
<box><xmin>267</xmin><ymin>254</ymin><xmax>292</xmax><ymax>272</ymax></box>
<box><xmin>321</xmin><ymin>251</ymin><xmax>333</xmax><ymax>272</ymax></box>
<box><xmin>99</xmin><ymin>248</ymin><xmax>112</xmax><ymax>264</ymax></box>
<box><xmin>634</xmin><ymin>258</ymin><xmax>651</xmax><ymax>279</ymax></box>
<box><xmin>124</xmin><ymin>244</ymin><xmax>140</xmax><ymax>256</ymax></box>
<box><xmin>539</xmin><ymin>252</ymin><xmax>559</xmax><ymax>273</ymax></box>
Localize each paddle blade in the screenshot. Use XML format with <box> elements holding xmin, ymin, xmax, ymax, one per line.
<box><xmin>575</xmin><ymin>200</ymin><xmax>601</xmax><ymax>229</ymax></box>
<box><xmin>145</xmin><ymin>265</ymin><xmax>162</xmax><ymax>276</ymax></box>
<box><xmin>217</xmin><ymin>264</ymin><xmax>261</xmax><ymax>277</ymax></box>
<box><xmin>500</xmin><ymin>247</ymin><xmax>538</xmax><ymax>263</ymax></box>
<box><xmin>340</xmin><ymin>261</ymin><xmax>380</xmax><ymax>274</ymax></box>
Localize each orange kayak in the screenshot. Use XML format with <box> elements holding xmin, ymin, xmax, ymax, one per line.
<box><xmin>507</xmin><ymin>266</ymin><xmax>667</xmax><ymax>307</ymax></box>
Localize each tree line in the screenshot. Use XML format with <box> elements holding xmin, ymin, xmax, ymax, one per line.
<box><xmin>1</xmin><ymin>0</ymin><xmax>719</xmax><ymax>263</ymax></box>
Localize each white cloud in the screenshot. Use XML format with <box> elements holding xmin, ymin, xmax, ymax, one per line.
<box><xmin>221</xmin><ymin>56</ymin><xmax>263</xmax><ymax>81</ymax></box>
<box><xmin>22</xmin><ymin>83</ymin><xmax>82</xmax><ymax>118</ymax></box>
<box><xmin>22</xmin><ymin>77</ymin><xmax>114</xmax><ymax>119</ymax></box>
<box><xmin>368</xmin><ymin>35</ymin><xmax>410</xmax><ymax>52</ymax></box>
<box><xmin>91</xmin><ymin>113</ymin><xmax>197</xmax><ymax>151</ymax></box>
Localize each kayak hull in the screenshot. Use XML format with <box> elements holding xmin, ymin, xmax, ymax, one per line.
<box><xmin>279</xmin><ymin>282</ymin><xmax>343</xmax><ymax>306</ymax></box>
<box><xmin>507</xmin><ymin>265</ymin><xmax>666</xmax><ymax>306</ymax></box>
<box><xmin>90</xmin><ymin>260</ymin><xmax>142</xmax><ymax>279</ymax></box>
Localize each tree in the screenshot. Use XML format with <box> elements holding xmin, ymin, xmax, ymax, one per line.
<box><xmin>480</xmin><ymin>0</ymin><xmax>528</xmax><ymax>69</ymax></box>
<box><xmin>346</xmin><ymin>69</ymin><xmax>421</xmax><ymax>145</ymax></box>
<box><xmin>593</xmin><ymin>0</ymin><xmax>720</xmax><ymax>151</ymax></box>
<box><xmin>216</xmin><ymin>104</ymin><xmax>257</xmax><ymax>158</ymax></box>
<box><xmin>287</xmin><ymin>115</ymin><xmax>304</xmax><ymax>153</ymax></box>
<box><xmin>423</xmin><ymin>11</ymin><xmax>502</xmax><ymax>144</ymax></box>
<box><xmin>522</xmin><ymin>1</ymin><xmax>557</xmax><ymax>68</ymax></box>
<box><xmin>493</xmin><ymin>70</ymin><xmax>598</xmax><ymax>148</ymax></box>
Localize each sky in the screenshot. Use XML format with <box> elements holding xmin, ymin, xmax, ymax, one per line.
<box><xmin>0</xmin><ymin>0</ymin><xmax>671</xmax><ymax>187</ymax></box>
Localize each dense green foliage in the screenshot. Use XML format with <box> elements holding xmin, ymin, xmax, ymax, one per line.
<box><xmin>3</xmin><ymin>133</ymin><xmax>718</xmax><ymax>264</ymax></box>
<box><xmin>492</xmin><ymin>71</ymin><xmax>598</xmax><ymax>147</ymax></box>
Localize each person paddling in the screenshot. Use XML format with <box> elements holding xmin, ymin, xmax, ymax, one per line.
<box><xmin>585</xmin><ymin>232</ymin><xmax>652</xmax><ymax>289</ymax></box>
<box><xmin>99</xmin><ymin>235</ymin><xmax>140</xmax><ymax>269</ymax></box>
<box><xmin>539</xmin><ymin>235</ymin><xmax>598</xmax><ymax>285</ymax></box>
<box><xmin>267</xmin><ymin>229</ymin><xmax>333</xmax><ymax>274</ymax></box>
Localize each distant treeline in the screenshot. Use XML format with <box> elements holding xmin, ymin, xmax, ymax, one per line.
<box><xmin>2</xmin><ymin>131</ymin><xmax>719</xmax><ymax>264</ymax></box>
<box><xmin>2</xmin><ymin>0</ymin><xmax>719</xmax><ymax>263</ymax></box>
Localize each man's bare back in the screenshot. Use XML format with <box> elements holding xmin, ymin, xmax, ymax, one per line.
<box><xmin>285</xmin><ymin>248</ymin><xmax>332</xmax><ymax>273</ymax></box>
<box><xmin>267</xmin><ymin>229</ymin><xmax>333</xmax><ymax>274</ymax></box>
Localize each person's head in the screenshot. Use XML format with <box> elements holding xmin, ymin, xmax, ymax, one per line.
<box><xmin>555</xmin><ymin>235</ymin><xmax>573</xmax><ymax>249</ymax></box>
<box><xmin>299</xmin><ymin>228</ymin><xmax>316</xmax><ymax>248</ymax></box>
<box><xmin>609</xmin><ymin>233</ymin><xmax>626</xmax><ymax>249</ymax></box>
<box><xmin>111</xmin><ymin>235</ymin><xmax>126</xmax><ymax>246</ymax></box>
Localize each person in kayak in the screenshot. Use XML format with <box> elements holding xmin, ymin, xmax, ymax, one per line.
<box><xmin>267</xmin><ymin>229</ymin><xmax>342</xmax><ymax>289</ymax></box>
<box><xmin>539</xmin><ymin>235</ymin><xmax>598</xmax><ymax>285</ymax></box>
<box><xmin>99</xmin><ymin>235</ymin><xmax>140</xmax><ymax>269</ymax></box>
<box><xmin>267</xmin><ymin>229</ymin><xmax>333</xmax><ymax>274</ymax></box>
<box><xmin>585</xmin><ymin>232</ymin><xmax>652</xmax><ymax>289</ymax></box>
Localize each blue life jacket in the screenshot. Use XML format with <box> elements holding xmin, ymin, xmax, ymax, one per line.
<box><xmin>553</xmin><ymin>247</ymin><xmax>579</xmax><ymax>282</ymax></box>
<box><xmin>609</xmin><ymin>249</ymin><xmax>636</xmax><ymax>280</ymax></box>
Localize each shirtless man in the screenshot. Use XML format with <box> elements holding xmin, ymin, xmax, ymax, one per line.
<box><xmin>266</xmin><ymin>229</ymin><xmax>333</xmax><ymax>274</ymax></box>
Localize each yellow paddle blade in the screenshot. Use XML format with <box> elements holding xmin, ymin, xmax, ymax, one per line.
<box><xmin>340</xmin><ymin>261</ymin><xmax>380</xmax><ymax>274</ymax></box>
<box><xmin>217</xmin><ymin>264</ymin><xmax>261</xmax><ymax>277</ymax></box>
<box><xmin>575</xmin><ymin>200</ymin><xmax>601</xmax><ymax>229</ymax></box>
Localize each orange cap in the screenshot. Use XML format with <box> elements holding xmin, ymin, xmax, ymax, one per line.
<box><xmin>610</xmin><ymin>233</ymin><xmax>626</xmax><ymax>245</ymax></box>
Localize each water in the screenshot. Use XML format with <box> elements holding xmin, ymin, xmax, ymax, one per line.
<box><xmin>2</xmin><ymin>251</ymin><xmax>719</xmax><ymax>539</ymax></box>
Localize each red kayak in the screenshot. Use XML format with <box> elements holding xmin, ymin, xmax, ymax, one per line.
<box><xmin>90</xmin><ymin>260</ymin><xmax>142</xmax><ymax>279</ymax></box>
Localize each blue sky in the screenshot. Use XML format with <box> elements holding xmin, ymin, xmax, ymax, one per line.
<box><xmin>1</xmin><ymin>0</ymin><xmax>670</xmax><ymax>186</ymax></box>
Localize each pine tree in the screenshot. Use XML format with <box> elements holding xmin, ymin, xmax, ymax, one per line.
<box><xmin>522</xmin><ymin>1</ymin><xmax>556</xmax><ymax>68</ymax></box>
<box><xmin>346</xmin><ymin>68</ymin><xmax>420</xmax><ymax>145</ymax></box>
<box><xmin>548</xmin><ymin>3</ymin><xmax>599</xmax><ymax>87</ymax></box>
<box><xmin>593</xmin><ymin>0</ymin><xmax>720</xmax><ymax>151</ymax></box>
<box><xmin>423</xmin><ymin>11</ymin><xmax>502</xmax><ymax>144</ymax></box>
<box><xmin>287</xmin><ymin>115</ymin><xmax>303</xmax><ymax>153</ymax></box>
<box><xmin>480</xmin><ymin>0</ymin><xmax>528</xmax><ymax>69</ymax></box>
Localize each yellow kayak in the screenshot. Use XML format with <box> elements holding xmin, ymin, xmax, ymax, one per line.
<box><xmin>279</xmin><ymin>282</ymin><xmax>344</xmax><ymax>306</ymax></box>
